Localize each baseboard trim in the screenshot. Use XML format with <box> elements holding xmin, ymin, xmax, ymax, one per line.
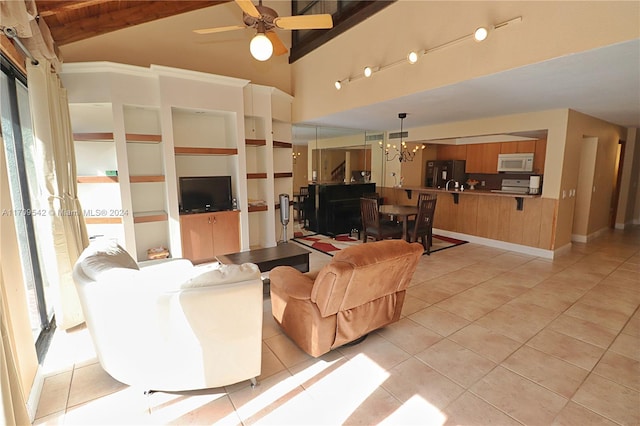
<box><xmin>27</xmin><ymin>365</ymin><xmax>45</xmax><ymax>423</ymax></box>
<box><xmin>572</xmin><ymin>227</ymin><xmax>609</xmax><ymax>243</ymax></box>
<box><xmin>433</xmin><ymin>229</ymin><xmax>555</xmax><ymax>259</ymax></box>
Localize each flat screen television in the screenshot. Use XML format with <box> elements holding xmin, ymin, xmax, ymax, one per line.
<box><xmin>179</xmin><ymin>176</ymin><xmax>232</xmax><ymax>213</ymax></box>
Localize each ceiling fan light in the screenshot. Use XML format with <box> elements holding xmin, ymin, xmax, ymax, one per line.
<box><xmin>474</xmin><ymin>27</ymin><xmax>489</xmax><ymax>42</ymax></box>
<box><xmin>250</xmin><ymin>33</ymin><xmax>273</xmax><ymax>61</ymax></box>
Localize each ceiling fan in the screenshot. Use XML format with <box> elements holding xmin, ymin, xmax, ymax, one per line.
<box><xmin>194</xmin><ymin>0</ymin><xmax>333</xmax><ymax>61</ymax></box>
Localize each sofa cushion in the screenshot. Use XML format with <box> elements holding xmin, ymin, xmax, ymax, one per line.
<box><xmin>181</xmin><ymin>262</ymin><xmax>261</xmax><ymax>289</ymax></box>
<box><xmin>78</xmin><ymin>239</ymin><xmax>139</xmax><ymax>281</ymax></box>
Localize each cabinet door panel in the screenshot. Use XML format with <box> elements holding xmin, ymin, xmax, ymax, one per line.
<box><xmin>465</xmin><ymin>144</ymin><xmax>484</xmax><ymax>173</ymax></box>
<box><xmin>180</xmin><ymin>214</ymin><xmax>214</xmax><ymax>263</ymax></box>
<box><xmin>482</xmin><ymin>143</ymin><xmax>501</xmax><ymax>173</ymax></box>
<box><xmin>211</xmin><ymin>211</ymin><xmax>240</xmax><ymax>256</ymax></box>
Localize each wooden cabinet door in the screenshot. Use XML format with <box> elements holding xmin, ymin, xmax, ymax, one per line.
<box><xmin>465</xmin><ymin>144</ymin><xmax>484</xmax><ymax>173</ymax></box>
<box><xmin>516</xmin><ymin>140</ymin><xmax>536</xmax><ymax>153</ymax></box>
<box><xmin>482</xmin><ymin>143</ymin><xmax>501</xmax><ymax>173</ymax></box>
<box><xmin>437</xmin><ymin>144</ymin><xmax>467</xmax><ymax>160</ymax></box>
<box><xmin>534</xmin><ymin>139</ymin><xmax>547</xmax><ymax>174</ymax></box>
<box><xmin>180</xmin><ymin>213</ymin><xmax>214</xmax><ymax>263</ymax></box>
<box><xmin>500</xmin><ymin>142</ymin><xmax>518</xmax><ymax>154</ymax></box>
<box><xmin>211</xmin><ymin>210</ymin><xmax>240</xmax><ymax>256</ymax></box>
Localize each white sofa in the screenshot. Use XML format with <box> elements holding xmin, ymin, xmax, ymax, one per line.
<box><xmin>73</xmin><ymin>239</ymin><xmax>263</xmax><ymax>392</ymax></box>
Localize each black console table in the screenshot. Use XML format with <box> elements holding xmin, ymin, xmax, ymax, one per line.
<box><xmin>307</xmin><ymin>182</ymin><xmax>376</xmax><ymax>236</ymax></box>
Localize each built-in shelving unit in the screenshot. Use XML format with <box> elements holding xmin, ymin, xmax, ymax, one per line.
<box><xmin>62</xmin><ymin>62</ymin><xmax>290</xmax><ymax>257</ymax></box>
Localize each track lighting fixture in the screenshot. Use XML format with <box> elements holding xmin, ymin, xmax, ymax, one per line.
<box><xmin>363</xmin><ymin>66</ymin><xmax>377</xmax><ymax>78</ymax></box>
<box><xmin>332</xmin><ymin>16</ymin><xmax>521</xmax><ymax>89</ymax></box>
<box><xmin>407</xmin><ymin>50</ymin><xmax>426</xmax><ymax>64</ymax></box>
<box><xmin>474</xmin><ymin>26</ymin><xmax>489</xmax><ymax>42</ymax></box>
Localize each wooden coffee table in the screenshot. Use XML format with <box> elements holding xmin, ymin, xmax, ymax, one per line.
<box><xmin>217</xmin><ymin>243</ymin><xmax>310</xmax><ymax>274</ymax></box>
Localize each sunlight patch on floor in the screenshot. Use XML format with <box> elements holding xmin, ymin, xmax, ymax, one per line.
<box><xmin>380</xmin><ymin>394</ymin><xmax>448</xmax><ymax>425</ymax></box>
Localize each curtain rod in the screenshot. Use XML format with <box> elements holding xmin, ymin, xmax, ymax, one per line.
<box><xmin>1</xmin><ymin>27</ymin><xmax>39</xmax><ymax>66</ymax></box>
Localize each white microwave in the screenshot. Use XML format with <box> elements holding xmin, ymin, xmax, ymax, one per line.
<box><xmin>497</xmin><ymin>153</ymin><xmax>534</xmax><ymax>172</ymax></box>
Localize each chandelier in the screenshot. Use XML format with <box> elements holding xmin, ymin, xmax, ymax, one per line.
<box><xmin>380</xmin><ymin>113</ymin><xmax>424</xmax><ymax>162</ymax></box>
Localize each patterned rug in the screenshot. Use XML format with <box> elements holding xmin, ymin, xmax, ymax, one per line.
<box><xmin>292</xmin><ymin>232</ymin><xmax>467</xmax><ymax>257</ymax></box>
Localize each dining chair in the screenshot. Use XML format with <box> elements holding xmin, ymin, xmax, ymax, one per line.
<box><xmin>360</xmin><ymin>197</ymin><xmax>403</xmax><ymax>242</ymax></box>
<box><xmin>407</xmin><ymin>195</ymin><xmax>438</xmax><ymax>254</ymax></box>
<box><xmin>296</xmin><ymin>186</ymin><xmax>309</xmax><ymax>224</ymax></box>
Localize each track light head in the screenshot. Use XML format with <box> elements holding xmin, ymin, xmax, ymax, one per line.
<box><xmin>364</xmin><ymin>66</ymin><xmax>373</xmax><ymax>78</ymax></box>
<box><xmin>474</xmin><ymin>26</ymin><xmax>489</xmax><ymax>42</ymax></box>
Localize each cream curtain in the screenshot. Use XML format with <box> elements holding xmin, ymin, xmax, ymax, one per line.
<box><xmin>27</xmin><ymin>60</ymin><xmax>89</xmax><ymax>330</ymax></box>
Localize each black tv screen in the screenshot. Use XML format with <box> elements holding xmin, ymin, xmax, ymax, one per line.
<box><xmin>179</xmin><ymin>176</ymin><xmax>232</xmax><ymax>212</ymax></box>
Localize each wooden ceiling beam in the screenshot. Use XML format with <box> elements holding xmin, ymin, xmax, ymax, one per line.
<box><xmin>39</xmin><ymin>0</ymin><xmax>231</xmax><ymax>45</ymax></box>
<box><xmin>37</xmin><ymin>1</ymin><xmax>110</xmax><ymax>17</ymax></box>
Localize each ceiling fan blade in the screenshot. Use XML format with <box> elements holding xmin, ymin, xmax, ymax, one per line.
<box><xmin>235</xmin><ymin>0</ymin><xmax>261</xmax><ymax>18</ymax></box>
<box><xmin>193</xmin><ymin>24</ymin><xmax>246</xmax><ymax>35</ymax></box>
<box><xmin>274</xmin><ymin>14</ymin><xmax>333</xmax><ymax>30</ymax></box>
<box><xmin>266</xmin><ymin>31</ymin><xmax>288</xmax><ymax>56</ymax></box>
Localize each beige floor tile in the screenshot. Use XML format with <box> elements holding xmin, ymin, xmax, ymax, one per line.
<box><xmin>32</xmin><ymin>410</ymin><xmax>66</xmax><ymax>425</ymax></box>
<box><xmin>376</xmin><ymin>318</ymin><xmax>443</xmax><ymax>355</ymax></box>
<box><xmin>444</xmin><ymin>392</ymin><xmax>521</xmax><ymax>426</ymax></box>
<box><xmin>527</xmin><ymin>329</ymin><xmax>605</xmax><ymax>371</ymax></box>
<box><xmin>149</xmin><ymin>392</ymin><xmax>240</xmax><ymax>425</ymax></box>
<box><xmin>35</xmin><ymin>371</ymin><xmax>72</xmax><ymax>420</ymax></box>
<box><xmin>592</xmin><ymin>350</ymin><xmax>640</xmax><ymax>391</ymax></box>
<box><xmin>474</xmin><ymin>305</ymin><xmax>548</xmax><ymax>343</ymax></box>
<box><xmin>408</xmin><ymin>306</ymin><xmax>470</xmax><ymax>337</ymax></box>
<box><xmin>579</xmin><ymin>289</ymin><xmax>639</xmax><ymax>317</ymax></box>
<box><xmin>285</xmin><ymin>351</ymin><xmax>347</xmax><ymax>390</ymax></box>
<box><xmin>470</xmin><ymin>366</ymin><xmax>568</xmax><ymax>425</ymax></box>
<box><xmin>572</xmin><ymin>373</ymin><xmax>640</xmax><ymax>426</ymax></box>
<box><xmin>226</xmin><ymin>369</ymin><xmax>302</xmax><ymax>424</ymax></box>
<box><xmin>337</xmin><ymin>333</ymin><xmax>411</xmax><ymax>371</ymax></box>
<box><xmin>406</xmin><ymin>281</ymin><xmax>454</xmax><ymax>304</ymax></box>
<box><xmin>449</xmin><ymin>324</ymin><xmax>522</xmax><ymax>363</ymax></box>
<box><xmin>565</xmin><ymin>301</ymin><xmax>632</xmax><ymax>332</ymax></box>
<box><xmin>322</xmin><ymin>386</ymin><xmax>403</xmax><ymax>426</ymax></box>
<box><xmin>435</xmin><ymin>293</ymin><xmax>496</xmax><ymax>321</ymax></box>
<box><xmin>621</xmin><ymin>310</ymin><xmax>640</xmax><ymax>336</ymax></box>
<box><xmin>482</xmin><ymin>271</ymin><xmax>544</xmax><ymax>290</ymax></box>
<box><xmin>400</xmin><ymin>294</ymin><xmax>431</xmax><ymax>317</ymax></box>
<box><xmin>64</xmin><ymin>386</ymin><xmax>151</xmax><ymax>425</ymax></box>
<box><xmin>382</xmin><ymin>357</ymin><xmax>465</xmax><ymax>408</ymax></box>
<box><xmin>552</xmin><ymin>401</ymin><xmax>618</xmax><ymax>426</ymax></box>
<box><xmin>259</xmin><ymin>343</ymin><xmax>287</xmax><ymax>381</ymax></box>
<box><xmin>264</xmin><ymin>333</ymin><xmax>313</xmax><ymax>368</ymax></box>
<box><xmin>609</xmin><ymin>332</ymin><xmax>640</xmax><ymax>360</ymax></box>
<box><xmin>547</xmin><ymin>314</ymin><xmax>618</xmax><ymax>348</ymax></box>
<box><xmin>502</xmin><ymin>345</ymin><xmax>589</xmax><ymax>398</ymax></box>
<box><xmin>66</xmin><ymin>362</ymin><xmax>127</xmax><ymax>408</ymax></box>
<box><xmin>415</xmin><ymin>339</ymin><xmax>496</xmax><ymax>388</ymax></box>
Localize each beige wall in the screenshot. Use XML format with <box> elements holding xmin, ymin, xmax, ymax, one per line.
<box><xmin>560</xmin><ymin>110</ymin><xmax>625</xmax><ymax>243</ymax></box>
<box><xmin>0</xmin><ymin>135</ymin><xmax>39</xmax><ymax>399</ymax></box>
<box><xmin>616</xmin><ymin>128</ymin><xmax>640</xmax><ymax>227</ymax></box>
<box><xmin>291</xmin><ymin>1</ymin><xmax>639</xmax><ymax>123</ymax></box>
<box><xmin>59</xmin><ymin>2</ymin><xmax>292</xmax><ymax>94</ymax></box>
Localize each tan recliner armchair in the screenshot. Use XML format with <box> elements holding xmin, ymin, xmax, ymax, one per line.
<box><xmin>73</xmin><ymin>239</ymin><xmax>263</xmax><ymax>392</ymax></box>
<box><xmin>269</xmin><ymin>239</ymin><xmax>424</xmax><ymax>357</ymax></box>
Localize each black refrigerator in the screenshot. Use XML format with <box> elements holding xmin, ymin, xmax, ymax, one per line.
<box><xmin>425</xmin><ymin>160</ymin><xmax>466</xmax><ymax>188</ymax></box>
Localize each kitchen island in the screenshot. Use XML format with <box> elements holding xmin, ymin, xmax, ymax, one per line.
<box><xmin>381</xmin><ymin>186</ymin><xmax>556</xmax><ymax>252</ymax></box>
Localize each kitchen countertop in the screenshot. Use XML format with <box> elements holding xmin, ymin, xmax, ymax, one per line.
<box><xmin>399</xmin><ymin>186</ymin><xmax>541</xmax><ymax>199</ymax></box>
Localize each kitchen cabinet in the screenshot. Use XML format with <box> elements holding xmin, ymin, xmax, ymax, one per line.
<box><xmin>533</xmin><ymin>139</ymin><xmax>547</xmax><ymax>174</ymax></box>
<box><xmin>465</xmin><ymin>143</ymin><xmax>501</xmax><ymax>173</ymax></box>
<box><xmin>180</xmin><ymin>210</ymin><xmax>240</xmax><ymax>263</ymax></box>
<box><xmin>436</xmin><ymin>144</ymin><xmax>467</xmax><ymax>161</ymax></box>
<box><xmin>500</xmin><ymin>140</ymin><xmax>536</xmax><ymax>154</ymax></box>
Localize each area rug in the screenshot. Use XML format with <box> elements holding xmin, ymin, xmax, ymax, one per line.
<box><xmin>292</xmin><ymin>233</ymin><xmax>467</xmax><ymax>257</ymax></box>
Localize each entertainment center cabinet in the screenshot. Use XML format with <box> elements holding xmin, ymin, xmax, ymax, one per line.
<box><xmin>62</xmin><ymin>62</ymin><xmax>293</xmax><ymax>262</ymax></box>
<box><xmin>179</xmin><ymin>211</ymin><xmax>240</xmax><ymax>264</ymax></box>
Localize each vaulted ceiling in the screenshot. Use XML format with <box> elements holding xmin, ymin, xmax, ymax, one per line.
<box><xmin>35</xmin><ymin>0</ymin><xmax>231</xmax><ymax>46</ymax></box>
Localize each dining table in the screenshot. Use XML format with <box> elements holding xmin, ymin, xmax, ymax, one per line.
<box><xmin>379</xmin><ymin>204</ymin><xmax>418</xmax><ymax>241</ymax></box>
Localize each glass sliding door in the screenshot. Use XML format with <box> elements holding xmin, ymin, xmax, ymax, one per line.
<box><xmin>0</xmin><ymin>55</ymin><xmax>55</xmax><ymax>355</ymax></box>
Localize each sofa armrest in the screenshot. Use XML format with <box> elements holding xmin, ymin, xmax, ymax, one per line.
<box><xmin>270</xmin><ymin>266</ymin><xmax>314</xmax><ymax>300</ymax></box>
